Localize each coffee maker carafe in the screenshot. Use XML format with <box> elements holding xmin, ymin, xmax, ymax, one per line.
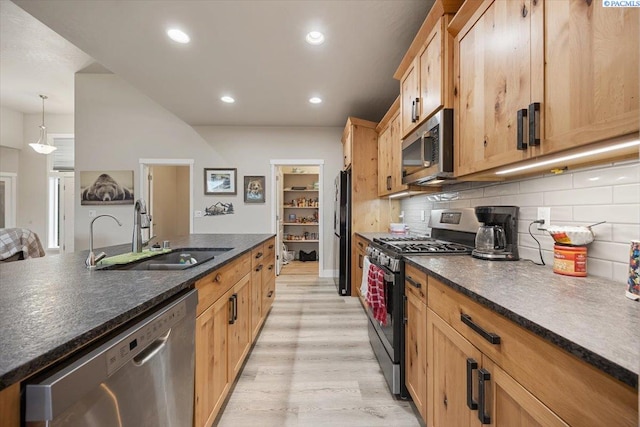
<box><xmin>472</xmin><ymin>206</ymin><xmax>519</xmax><ymax>261</ymax></box>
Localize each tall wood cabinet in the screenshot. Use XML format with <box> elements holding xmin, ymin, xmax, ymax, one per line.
<box><xmin>342</xmin><ymin>117</ymin><xmax>399</xmax><ymax>296</ymax></box>
<box><xmin>377</xmin><ymin>97</ymin><xmax>408</xmax><ymax>197</ymax></box>
<box><xmin>450</xmin><ymin>0</ymin><xmax>639</xmax><ymax>178</ymax></box>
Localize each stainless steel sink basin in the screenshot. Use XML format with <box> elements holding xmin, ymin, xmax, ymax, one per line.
<box><xmin>98</xmin><ymin>248</ymin><xmax>233</xmax><ymax>271</ymax></box>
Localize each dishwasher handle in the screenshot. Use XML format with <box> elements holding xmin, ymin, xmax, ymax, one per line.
<box><xmin>132</xmin><ymin>329</ymin><xmax>171</xmax><ymax>367</ymax></box>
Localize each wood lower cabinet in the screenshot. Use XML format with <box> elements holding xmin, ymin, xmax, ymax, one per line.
<box><xmin>352</xmin><ymin>234</ymin><xmax>368</xmax><ymax>299</ymax></box>
<box><xmin>195</xmin><ymin>288</ymin><xmax>231</xmax><ymax>427</ymax></box>
<box><xmin>0</xmin><ymin>383</ymin><xmax>20</xmax><ymax>427</ymax></box>
<box><xmin>425</xmin><ymin>275</ymin><xmax>637</xmax><ymax>427</ymax></box>
<box><xmin>227</xmin><ymin>274</ymin><xmax>251</xmax><ymax>380</ymax></box>
<box><xmin>194</xmin><ymin>239</ymin><xmax>276</xmax><ymax>427</ymax></box>
<box><xmin>404</xmin><ymin>264</ymin><xmax>428</xmax><ymax>422</ymax></box>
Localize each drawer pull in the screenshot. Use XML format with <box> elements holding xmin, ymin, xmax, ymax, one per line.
<box><xmin>461</xmin><ymin>313</ymin><xmax>501</xmax><ymax>344</ymax></box>
<box><xmin>255</xmin><ymin>252</ymin><xmax>263</xmax><ymax>259</ymax></box>
<box><xmin>406</xmin><ymin>275</ymin><xmax>422</xmax><ymax>289</ymax></box>
<box><xmin>267</xmin><ymin>291</ymin><xmax>273</xmax><ymax>298</ymax></box>
<box><xmin>478</xmin><ymin>368</ymin><xmax>491</xmax><ymax>424</ymax></box>
<box><xmin>466</xmin><ymin>358</ymin><xmax>478</xmax><ymax>410</ymax></box>
<box><xmin>255</xmin><ymin>265</ymin><xmax>263</xmax><ymax>272</ymax></box>
<box><xmin>358</xmin><ymin>241</ymin><xmax>364</xmax><ymax>248</ymax></box>
<box><xmin>215</xmin><ymin>273</ymin><xmax>222</xmax><ymax>283</ymax></box>
<box><xmin>268</xmin><ymin>244</ymin><xmax>274</xmax><ymax>249</ymax></box>
<box><xmin>268</xmin><ymin>265</ymin><xmax>273</xmax><ymax>271</ymax></box>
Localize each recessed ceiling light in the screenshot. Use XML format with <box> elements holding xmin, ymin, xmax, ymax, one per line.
<box><xmin>167</xmin><ymin>28</ymin><xmax>190</xmax><ymax>44</ymax></box>
<box><xmin>221</xmin><ymin>96</ymin><xmax>235</xmax><ymax>104</ymax></box>
<box><xmin>309</xmin><ymin>97</ymin><xmax>322</xmax><ymax>104</ymax></box>
<box><xmin>305</xmin><ymin>31</ymin><xmax>325</xmax><ymax>45</ymax></box>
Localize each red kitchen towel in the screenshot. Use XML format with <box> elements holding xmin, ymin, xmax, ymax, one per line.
<box><xmin>366</xmin><ymin>264</ymin><xmax>387</xmax><ymax>325</ymax></box>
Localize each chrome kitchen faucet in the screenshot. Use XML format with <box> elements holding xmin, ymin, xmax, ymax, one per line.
<box><xmin>132</xmin><ymin>199</ymin><xmax>152</xmax><ymax>253</ymax></box>
<box><xmin>86</xmin><ymin>214</ymin><xmax>122</xmax><ymax>268</ymax></box>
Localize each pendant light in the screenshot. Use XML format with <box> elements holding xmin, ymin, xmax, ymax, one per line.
<box><xmin>29</xmin><ymin>94</ymin><xmax>57</xmax><ymax>154</ymax></box>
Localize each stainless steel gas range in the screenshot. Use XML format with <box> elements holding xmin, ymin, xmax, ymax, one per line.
<box><xmin>363</xmin><ymin>208</ymin><xmax>479</xmax><ymax>398</ymax></box>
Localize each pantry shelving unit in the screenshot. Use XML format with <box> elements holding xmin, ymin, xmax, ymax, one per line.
<box><xmin>282</xmin><ymin>169</ymin><xmax>319</xmax><ymax>261</ymax></box>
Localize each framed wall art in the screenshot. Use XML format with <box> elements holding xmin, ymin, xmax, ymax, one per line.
<box><xmin>244</xmin><ymin>176</ymin><xmax>265</xmax><ymax>203</ymax></box>
<box><xmin>80</xmin><ymin>170</ymin><xmax>134</xmax><ymax>205</ymax></box>
<box><xmin>204</xmin><ymin>168</ymin><xmax>237</xmax><ymax>195</ymax></box>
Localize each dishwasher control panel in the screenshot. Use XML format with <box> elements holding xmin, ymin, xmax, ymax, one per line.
<box><xmin>105</xmin><ymin>299</ymin><xmax>187</xmax><ymax>375</ymax></box>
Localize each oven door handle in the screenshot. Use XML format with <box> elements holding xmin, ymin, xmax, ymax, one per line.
<box><xmin>368</xmin><ymin>260</ymin><xmax>394</xmax><ymax>278</ymax></box>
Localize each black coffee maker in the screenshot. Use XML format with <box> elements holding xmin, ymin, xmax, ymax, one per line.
<box><xmin>472</xmin><ymin>206</ymin><xmax>519</xmax><ymax>261</ymax></box>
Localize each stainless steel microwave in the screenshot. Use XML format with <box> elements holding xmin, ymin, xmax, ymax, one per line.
<box><xmin>401</xmin><ymin>108</ymin><xmax>454</xmax><ymax>186</ymax></box>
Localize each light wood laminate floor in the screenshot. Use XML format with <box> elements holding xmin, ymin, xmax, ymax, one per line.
<box><xmin>215</xmin><ymin>276</ymin><xmax>421</xmax><ymax>427</ymax></box>
<box><xmin>280</xmin><ymin>260</ymin><xmax>319</xmax><ymax>276</ymax></box>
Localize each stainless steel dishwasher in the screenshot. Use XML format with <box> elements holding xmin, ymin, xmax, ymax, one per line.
<box><xmin>25</xmin><ymin>289</ymin><xmax>198</xmax><ymax>427</ymax></box>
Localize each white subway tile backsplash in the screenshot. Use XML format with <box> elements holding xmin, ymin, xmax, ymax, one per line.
<box><xmin>613</xmin><ymin>183</ymin><xmax>639</xmax><ymax>204</ymax></box>
<box><xmin>573</xmin><ymin>163</ymin><xmax>639</xmax><ymax>188</ymax></box>
<box><xmin>400</xmin><ymin>161</ymin><xmax>640</xmax><ymax>281</ymax></box>
<box><xmin>484</xmin><ymin>182</ymin><xmax>520</xmax><ymax>197</ymax></box>
<box><xmin>612</xmin><ymin>223</ymin><xmax>640</xmax><ymax>242</ymax></box>
<box><xmin>519</xmin><ymin>173</ymin><xmax>573</xmax><ymax>193</ymax></box>
<box><xmin>613</xmin><ymin>262</ymin><xmax>631</xmax><ymax>285</ymax></box>
<box><xmin>544</xmin><ymin>187</ymin><xmax>612</xmax><ymax>206</ymax></box>
<box><xmin>587</xmin><ymin>241</ymin><xmax>630</xmax><ymax>263</ymax></box>
<box><xmin>500</xmin><ymin>193</ymin><xmax>544</xmax><ymax>207</ymax></box>
<box><xmin>586</xmin><ymin>257</ymin><xmax>613</xmax><ymax>279</ymax></box>
<box><xmin>574</xmin><ymin>204</ymin><xmax>639</xmax><ymax>224</ymax></box>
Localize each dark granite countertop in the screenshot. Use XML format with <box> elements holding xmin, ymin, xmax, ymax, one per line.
<box><xmin>0</xmin><ymin>233</ymin><xmax>273</xmax><ymax>391</ymax></box>
<box><xmin>356</xmin><ymin>232</ymin><xmax>639</xmax><ymax>388</ymax></box>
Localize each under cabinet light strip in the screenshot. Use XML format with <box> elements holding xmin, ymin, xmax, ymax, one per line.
<box><xmin>495</xmin><ymin>138</ymin><xmax>640</xmax><ymax>175</ymax></box>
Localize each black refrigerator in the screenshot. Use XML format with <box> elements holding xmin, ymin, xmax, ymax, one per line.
<box><xmin>333</xmin><ymin>170</ymin><xmax>351</xmax><ymax>296</ymax></box>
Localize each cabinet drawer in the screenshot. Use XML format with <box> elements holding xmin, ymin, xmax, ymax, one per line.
<box><xmin>404</xmin><ymin>263</ymin><xmax>427</xmax><ymax>303</ymax></box>
<box><xmin>251</xmin><ymin>244</ymin><xmax>265</xmax><ymax>269</ymax></box>
<box><xmin>263</xmin><ymin>237</ymin><xmax>276</xmax><ymax>261</ymax></box>
<box><xmin>428</xmin><ymin>278</ymin><xmax>637</xmax><ymax>427</ymax></box>
<box><xmin>196</xmin><ymin>252</ymin><xmax>251</xmax><ymax>316</ymax></box>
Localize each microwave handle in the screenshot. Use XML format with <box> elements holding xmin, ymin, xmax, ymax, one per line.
<box><xmin>421</xmin><ymin>132</ymin><xmax>431</xmax><ymax>167</ymax></box>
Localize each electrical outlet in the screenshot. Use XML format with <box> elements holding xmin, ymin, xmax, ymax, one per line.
<box><xmin>194</xmin><ymin>210</ymin><xmax>203</xmax><ymax>218</ymax></box>
<box><xmin>537</xmin><ymin>207</ymin><xmax>551</xmax><ymax>230</ymax></box>
<box><xmin>89</xmin><ymin>210</ymin><xmax>96</xmax><ymax>218</ymax></box>
<box><xmin>420</xmin><ymin>210</ymin><xmax>425</xmax><ymax>221</ymax></box>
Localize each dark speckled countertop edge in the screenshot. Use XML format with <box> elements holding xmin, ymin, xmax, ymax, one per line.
<box><xmin>357</xmin><ymin>232</ymin><xmax>638</xmax><ymax>389</ymax></box>
<box><xmin>0</xmin><ymin>234</ymin><xmax>274</xmax><ymax>391</ymax></box>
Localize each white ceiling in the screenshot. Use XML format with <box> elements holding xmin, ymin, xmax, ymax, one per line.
<box><xmin>4</xmin><ymin>0</ymin><xmax>433</xmax><ymax>127</ymax></box>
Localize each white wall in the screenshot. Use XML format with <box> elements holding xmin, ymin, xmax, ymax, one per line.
<box><xmin>401</xmin><ymin>160</ymin><xmax>640</xmax><ymax>283</ymax></box>
<box><xmin>75</xmin><ymin>73</ymin><xmax>343</xmax><ymax>272</ymax></box>
<box><xmin>0</xmin><ymin>107</ymin><xmax>24</xmax><ymax>149</ymax></box>
<box><xmin>0</xmin><ymin>147</ymin><xmax>19</xmax><ymax>174</ymax></box>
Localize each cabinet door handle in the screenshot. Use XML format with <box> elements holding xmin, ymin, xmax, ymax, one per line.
<box><xmin>411</xmin><ymin>100</ymin><xmax>416</xmax><ymax>123</ymax></box>
<box><xmin>255</xmin><ymin>265</ymin><xmax>263</xmax><ymax>272</ymax></box>
<box><xmin>403</xmin><ymin>295</ymin><xmax>408</xmax><ymax>325</ymax></box>
<box><xmin>359</xmin><ymin>254</ymin><xmax>363</xmax><ymax>269</ymax></box>
<box><xmin>478</xmin><ymin>368</ymin><xmax>491</xmax><ymax>424</ymax></box>
<box><xmin>386</xmin><ymin>176</ymin><xmax>392</xmax><ymax>191</ymax></box>
<box><xmin>233</xmin><ymin>294</ymin><xmax>238</xmax><ymax>322</ymax></box>
<box><xmin>268</xmin><ymin>264</ymin><xmax>273</xmax><ymax>271</ymax></box>
<box><xmin>358</xmin><ymin>241</ymin><xmax>364</xmax><ymax>249</ymax></box>
<box><xmin>228</xmin><ymin>295</ymin><xmax>235</xmax><ymax>325</ymax></box>
<box><xmin>516</xmin><ymin>108</ymin><xmax>528</xmax><ymax>150</ymax></box>
<box><xmin>255</xmin><ymin>252</ymin><xmax>263</xmax><ymax>259</ymax></box>
<box><xmin>267</xmin><ymin>290</ymin><xmax>274</xmax><ymax>298</ymax></box>
<box><xmin>406</xmin><ymin>275</ymin><xmax>422</xmax><ymax>289</ymax></box>
<box><xmin>461</xmin><ymin>313</ymin><xmax>501</xmax><ymax>344</ymax></box>
<box><xmin>528</xmin><ymin>102</ymin><xmax>540</xmax><ymax>146</ymax></box>
<box><xmin>466</xmin><ymin>358</ymin><xmax>479</xmax><ymax>410</ymax></box>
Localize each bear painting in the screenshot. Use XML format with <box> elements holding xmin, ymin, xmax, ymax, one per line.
<box><xmin>80</xmin><ymin>171</ymin><xmax>134</xmax><ymax>205</ymax></box>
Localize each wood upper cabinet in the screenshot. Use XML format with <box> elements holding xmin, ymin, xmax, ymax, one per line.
<box><xmin>377</xmin><ymin>97</ymin><xmax>407</xmax><ymax>197</ymax></box>
<box><xmin>539</xmin><ymin>0</ymin><xmax>639</xmax><ymax>154</ymax></box>
<box><xmin>453</xmin><ymin>0</ymin><xmax>533</xmax><ymax>177</ymax></box>
<box><xmin>451</xmin><ymin>0</ymin><xmax>639</xmax><ymax>177</ymax></box>
<box><xmin>397</xmin><ymin>6</ymin><xmax>458</xmax><ymax>140</ymax></box>
<box><xmin>342</xmin><ymin>125</ymin><xmax>353</xmax><ymax>169</ymax></box>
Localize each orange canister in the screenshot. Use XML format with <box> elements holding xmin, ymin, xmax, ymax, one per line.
<box><xmin>553</xmin><ymin>244</ymin><xmax>587</xmax><ymax>277</ymax></box>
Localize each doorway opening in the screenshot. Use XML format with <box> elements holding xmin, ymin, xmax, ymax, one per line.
<box><xmin>271</xmin><ymin>160</ymin><xmax>324</xmax><ymax>277</ymax></box>
<box><xmin>139</xmin><ymin>159</ymin><xmax>193</xmax><ymax>243</ymax></box>
<box><xmin>46</xmin><ymin>134</ymin><xmax>74</xmax><ymax>253</ymax></box>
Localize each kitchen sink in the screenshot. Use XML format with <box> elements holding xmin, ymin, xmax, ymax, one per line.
<box><xmin>98</xmin><ymin>248</ymin><xmax>233</xmax><ymax>271</ymax></box>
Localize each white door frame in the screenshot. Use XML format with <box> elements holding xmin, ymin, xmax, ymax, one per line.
<box><xmin>270</xmin><ymin>159</ymin><xmax>326</xmax><ymax>277</ymax></box>
<box><xmin>139</xmin><ymin>158</ymin><xmax>195</xmax><ymax>234</ymax></box>
<box><xmin>0</xmin><ymin>172</ymin><xmax>17</xmax><ymax>228</ymax></box>
<box><xmin>45</xmin><ymin>133</ymin><xmax>74</xmax><ymax>252</ymax></box>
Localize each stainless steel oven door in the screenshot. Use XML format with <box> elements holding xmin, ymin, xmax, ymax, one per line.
<box><xmin>366</xmin><ymin>260</ymin><xmax>397</xmax><ymax>362</ymax></box>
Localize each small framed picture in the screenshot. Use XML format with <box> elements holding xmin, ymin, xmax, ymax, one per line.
<box><xmin>204</xmin><ymin>168</ymin><xmax>237</xmax><ymax>195</ymax></box>
<box><xmin>244</xmin><ymin>176</ymin><xmax>266</xmax><ymax>203</ymax></box>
